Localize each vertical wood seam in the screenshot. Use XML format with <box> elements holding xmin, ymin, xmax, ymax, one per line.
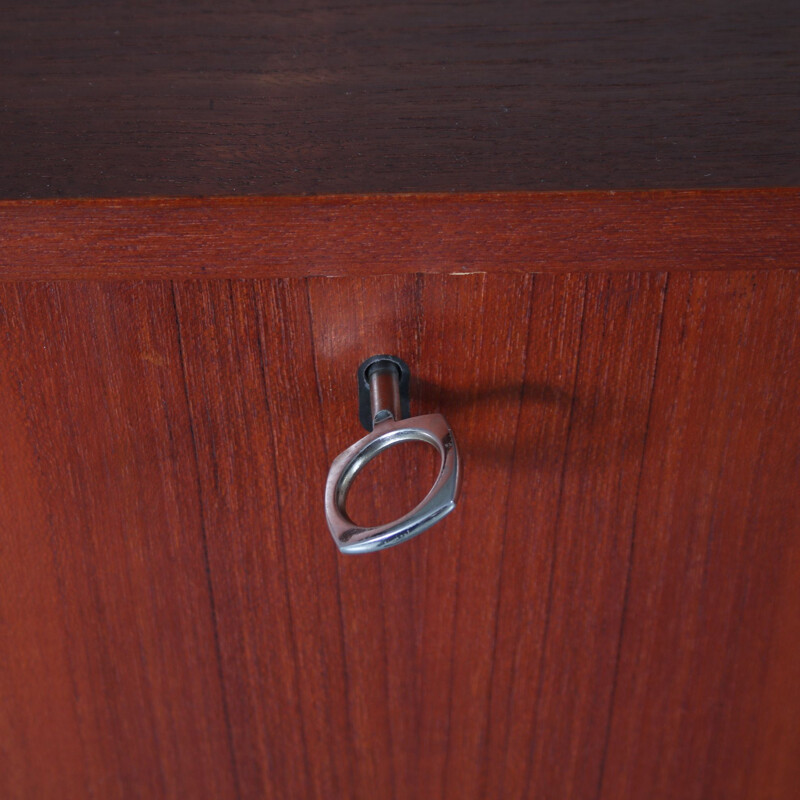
<box><xmin>697</xmin><ymin>272</ymin><xmax>761</xmax><ymax>798</ymax></box>
<box><xmin>102</xmin><ymin>287</ymin><xmax>170</xmax><ymax>799</ymax></box>
<box><xmin>0</xmin><ymin>285</ymin><xmax>95</xmax><ymax>798</ymax></box>
<box><xmin>303</xmin><ymin>277</ymin><xmax>357</xmax><ymax>794</ymax></box>
<box><xmin>250</xmin><ymin>279</ymin><xmax>314</xmax><ymax>796</ymax></box>
<box><xmin>522</xmin><ymin>273</ymin><xmax>589</xmax><ymax>798</ymax></box>
<box><xmin>170</xmin><ymin>281</ymin><xmax>242</xmax><ymax>800</ymax></box>
<box><xmin>479</xmin><ymin>273</ymin><xmax>536</xmax><ymax>800</ymax></box>
<box><xmin>594</xmin><ymin>272</ymin><xmax>670</xmax><ymax>800</ymax></box>
<box><xmin>377</xmin><ymin>555</ymin><xmax>399</xmax><ymax>800</ymax></box>
<box><xmin>413</xmin><ymin>270</ymin><xmax>428</xmax><ymax>800</ymax></box>
<box><xmin>442</xmin><ymin>272</ymin><xmax>488</xmax><ymax>800</ymax></box>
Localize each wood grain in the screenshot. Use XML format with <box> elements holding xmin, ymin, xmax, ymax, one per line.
<box><xmin>599</xmin><ymin>272</ymin><xmax>800</xmax><ymax>799</ymax></box>
<box><xmin>0</xmin><ymin>283</ymin><xmax>237</xmax><ymax>798</ymax></box>
<box><xmin>2</xmin><ymin>190</ymin><xmax>799</xmax><ymax>281</ymax></box>
<box><xmin>1</xmin><ymin>0</ymin><xmax>799</xmax><ymax>199</ymax></box>
<box><xmin>1</xmin><ymin>272</ymin><xmax>798</xmax><ymax>798</ymax></box>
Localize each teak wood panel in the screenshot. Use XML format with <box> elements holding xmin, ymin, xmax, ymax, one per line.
<box><xmin>2</xmin><ymin>0</ymin><xmax>799</xmax><ymax>198</ymax></box>
<box><xmin>2</xmin><ymin>190</ymin><xmax>800</xmax><ymax>281</ymax></box>
<box><xmin>1</xmin><ymin>272</ymin><xmax>798</xmax><ymax>799</ymax></box>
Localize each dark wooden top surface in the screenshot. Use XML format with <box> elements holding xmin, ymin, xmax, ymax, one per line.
<box><xmin>2</xmin><ymin>0</ymin><xmax>799</xmax><ymax>199</ymax></box>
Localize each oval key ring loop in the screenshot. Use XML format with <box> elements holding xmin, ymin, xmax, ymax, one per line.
<box><xmin>324</xmin><ymin>357</ymin><xmax>461</xmax><ymax>554</ymax></box>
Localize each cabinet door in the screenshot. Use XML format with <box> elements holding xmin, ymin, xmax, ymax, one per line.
<box><xmin>1</xmin><ymin>271</ymin><xmax>798</xmax><ymax>799</ymax></box>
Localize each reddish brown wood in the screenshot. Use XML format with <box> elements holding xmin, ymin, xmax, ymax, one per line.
<box><xmin>1</xmin><ymin>190</ymin><xmax>799</xmax><ymax>281</ymax></box>
<box><xmin>599</xmin><ymin>272</ymin><xmax>800</xmax><ymax>799</ymax></box>
<box><xmin>0</xmin><ymin>283</ymin><xmax>237</xmax><ymax>798</ymax></box>
<box><xmin>484</xmin><ymin>272</ymin><xmax>669</xmax><ymax>799</ymax></box>
<box><xmin>484</xmin><ymin>272</ymin><xmax>587</xmax><ymax>796</ymax></box>
<box><xmin>170</xmin><ymin>280</ymin><xmax>353</xmax><ymax>798</ymax></box>
<box><xmin>1</xmin><ymin>273</ymin><xmax>798</xmax><ymax>799</ymax></box>
<box><xmin>305</xmin><ymin>273</ymin><xmax>536</xmax><ymax>798</ymax></box>
<box><xmin>1</xmin><ymin>0</ymin><xmax>799</xmax><ymax>199</ymax></box>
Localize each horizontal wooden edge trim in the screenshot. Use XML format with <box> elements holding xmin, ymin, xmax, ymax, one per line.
<box><xmin>1</xmin><ymin>189</ymin><xmax>798</xmax><ymax>280</ymax></box>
